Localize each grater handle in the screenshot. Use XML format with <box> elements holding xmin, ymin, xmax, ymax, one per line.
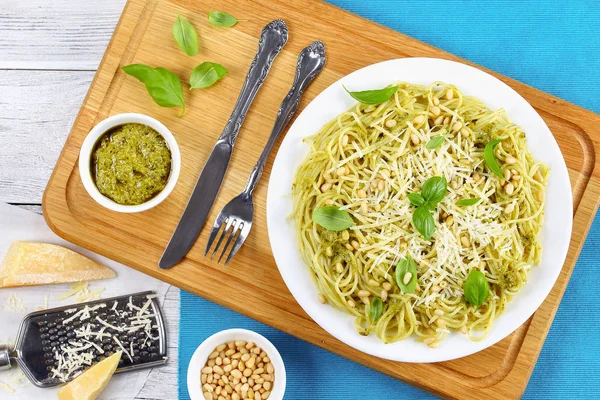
<box><xmin>0</xmin><ymin>345</ymin><xmax>11</xmax><ymax>371</ymax></box>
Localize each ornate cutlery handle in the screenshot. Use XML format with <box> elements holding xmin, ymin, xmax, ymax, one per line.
<box><xmin>219</xmin><ymin>20</ymin><xmax>288</xmax><ymax>146</ymax></box>
<box><xmin>243</xmin><ymin>41</ymin><xmax>327</xmax><ymax>195</ymax></box>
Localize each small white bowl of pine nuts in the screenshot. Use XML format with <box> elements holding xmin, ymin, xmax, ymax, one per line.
<box><xmin>187</xmin><ymin>329</ymin><xmax>285</xmax><ymax>400</ymax></box>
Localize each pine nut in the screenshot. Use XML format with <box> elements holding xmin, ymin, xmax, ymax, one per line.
<box><xmin>345</xmin><ymin>243</ymin><xmax>354</xmax><ymax>251</ymax></box>
<box><xmin>460</xmin><ymin>128</ymin><xmax>470</xmax><ymax>138</ymax></box>
<box><xmin>504</xmin><ymin>182</ymin><xmax>515</xmax><ymax>195</ymax></box>
<box><xmin>209</xmin><ymin>351</ymin><xmax>219</xmax><ymax>359</ymax></box>
<box><xmin>358</xmin><ymin>290</ymin><xmax>371</xmax><ymax>297</ymax></box>
<box><xmin>434</xmin><ymin>309</ymin><xmax>444</xmax><ymax>316</ymax></box>
<box><xmin>213</xmin><ymin>365</ymin><xmax>224</xmax><ymax>375</ymax></box>
<box><xmin>203</xmin><ymin>367</ymin><xmax>213</xmax><ymax>374</ymax></box>
<box><xmin>444</xmin><ymin>116</ymin><xmax>450</xmax><ymax>125</ymax></box>
<box><xmin>266</xmin><ymin>364</ymin><xmax>274</xmax><ymax>374</ymax></box>
<box><xmin>216</xmin><ymin>357</ymin><xmax>223</xmax><ymax>366</ymax></box>
<box><xmin>445</xmin><ymin>215</ymin><xmax>454</xmax><ymax>227</ymax></box>
<box><xmin>369</xmin><ymin>279</ymin><xmax>380</xmax><ymax>286</ymax></box>
<box><xmin>202</xmin><ymin>374</ymin><xmax>208</xmax><ymax>384</ymax></box>
<box><xmin>243</xmin><ymin>368</ymin><xmax>253</xmax><ymax>377</ymax></box>
<box><xmin>203</xmin><ymin>392</ymin><xmax>212</xmax><ymax>400</ymax></box>
<box><xmin>342</xmin><ymin>134</ymin><xmax>349</xmax><ymax>146</ymax></box>
<box><xmin>410</xmin><ymin>133</ymin><xmax>420</xmax><ymax>145</ymax></box>
<box><xmin>385</xmin><ymin>119</ymin><xmax>397</xmax><ymax>128</ymax></box>
<box><xmin>377</xmin><ymin>179</ymin><xmax>385</xmax><ymax>191</ymax></box>
<box><xmin>204</xmin><ymin>383</ymin><xmax>214</xmax><ymax>392</ymax></box>
<box><xmin>430</xmin><ymin>105</ymin><xmax>441</xmax><ymax>116</ymax></box>
<box><xmin>318</xmin><ymin>294</ymin><xmax>327</xmax><ymax>304</ymax></box>
<box><xmin>360</xmin><ymin>202</ymin><xmax>368</xmax><ymax>214</ymax></box>
<box><xmin>472</xmin><ymin>173</ymin><xmax>481</xmax><ymax>182</ymax></box>
<box><xmin>512</xmin><ymin>174</ymin><xmax>521</xmax><ymax>181</ymax></box>
<box><xmin>351</xmin><ymin>240</ymin><xmax>360</xmax><ymax>250</ymax></box>
<box><xmin>461</xmin><ymin>325</ymin><xmax>468</xmax><ymax>334</ymax></box>
<box><xmin>335</xmin><ymin>263</ymin><xmax>344</xmax><ymax>273</ymax></box>
<box><xmin>320</xmin><ymin>182</ymin><xmax>332</xmax><ymax>192</ymax></box>
<box><xmin>436</xmin><ymin>319</ymin><xmax>447</xmax><ymax>328</ymax></box>
<box><xmin>336</xmin><ymin>166</ymin><xmax>346</xmax><ymax>176</ymax></box>
<box><xmin>424</xmin><ymin>337</ymin><xmax>435</xmax><ymax>345</ymax></box>
<box><xmin>412</xmin><ymin>115</ymin><xmax>426</xmax><ymax>126</ymax></box>
<box><xmin>450</xmin><ymin>180</ymin><xmax>458</xmax><ymax>189</ymax></box>
<box><xmin>461</xmin><ymin>235</ymin><xmax>470</xmax><ymax>247</ymax></box>
<box><xmin>428</xmin><ymin>341</ymin><xmax>440</xmax><ymax>348</ymax></box>
<box><xmin>357</xmin><ymin>189</ymin><xmax>367</xmax><ymax>198</ymax></box>
<box><xmin>434</xmin><ymin>115</ymin><xmax>444</xmax><ymax>125</ymax></box>
<box><xmin>452</xmin><ymin>121</ymin><xmax>462</xmax><ymax>132</ymax></box>
<box><xmin>534</xmin><ymin>170</ymin><xmax>543</xmax><ymax>182</ymax></box>
<box><xmin>446</xmin><ymin>88</ymin><xmax>454</xmax><ymax>100</ymax></box>
<box><xmin>537</xmin><ymin>190</ymin><xmax>545</xmax><ymax>202</ymax></box>
<box><xmin>347</xmin><ymin>299</ymin><xmax>356</xmax><ymax>307</ymax></box>
<box><xmin>402</xmin><ymin>272</ymin><xmax>412</xmax><ymax>285</ymax></box>
<box><xmin>381</xmin><ymin>289</ymin><xmax>388</xmax><ymax>301</ymax></box>
<box><xmin>361</xmin><ymin>296</ymin><xmax>370</xmax><ymax>305</ymax></box>
<box><xmin>505</xmin><ymin>155</ymin><xmax>517</xmax><ymax>164</ymax></box>
<box><xmin>503</xmin><ymin>169</ymin><xmax>511</xmax><ymax>181</ymax></box>
<box><xmin>380</xmin><ymin>169</ymin><xmax>390</xmax><ymax>179</ymax></box>
<box><xmin>479</xmin><ymin>260</ymin><xmax>487</xmax><ymax>271</ymax></box>
<box><xmin>382</xmin><ymin>282</ymin><xmax>392</xmax><ymax>291</ymax></box>
<box><xmin>263</xmin><ymin>381</ymin><xmax>271</xmax><ymax>391</ymax></box>
<box><xmin>217</xmin><ymin>344</ymin><xmax>227</xmax><ymax>352</ymax></box>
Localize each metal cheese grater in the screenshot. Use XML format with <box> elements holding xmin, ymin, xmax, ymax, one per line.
<box><xmin>0</xmin><ymin>291</ymin><xmax>168</xmax><ymax>387</ymax></box>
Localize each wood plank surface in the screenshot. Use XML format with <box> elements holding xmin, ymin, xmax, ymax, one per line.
<box><xmin>0</xmin><ymin>1</ymin><xmax>179</xmax><ymax>399</ymax></box>
<box><xmin>41</xmin><ymin>0</ymin><xmax>600</xmax><ymax>399</ymax></box>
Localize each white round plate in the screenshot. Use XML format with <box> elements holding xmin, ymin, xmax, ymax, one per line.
<box><xmin>266</xmin><ymin>58</ymin><xmax>572</xmax><ymax>363</ymax></box>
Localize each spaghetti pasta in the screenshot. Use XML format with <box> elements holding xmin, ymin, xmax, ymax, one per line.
<box><xmin>292</xmin><ymin>82</ymin><xmax>547</xmax><ymax>345</ymax></box>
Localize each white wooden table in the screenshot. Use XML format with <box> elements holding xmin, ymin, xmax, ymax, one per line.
<box><xmin>0</xmin><ymin>1</ymin><xmax>179</xmax><ymax>398</ymax></box>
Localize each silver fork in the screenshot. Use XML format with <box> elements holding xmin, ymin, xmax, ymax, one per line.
<box><xmin>205</xmin><ymin>40</ymin><xmax>326</xmax><ymax>264</ymax></box>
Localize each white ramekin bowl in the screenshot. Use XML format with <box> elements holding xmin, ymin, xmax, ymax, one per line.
<box><xmin>79</xmin><ymin>113</ymin><xmax>180</xmax><ymax>213</ymax></box>
<box><xmin>187</xmin><ymin>329</ymin><xmax>286</xmax><ymax>400</ymax></box>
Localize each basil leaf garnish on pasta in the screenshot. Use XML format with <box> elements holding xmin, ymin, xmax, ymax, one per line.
<box><xmin>395</xmin><ymin>255</ymin><xmax>417</xmax><ymax>294</ymax></box>
<box><xmin>407</xmin><ymin>193</ymin><xmax>425</xmax><ymax>207</ymax></box>
<box><xmin>413</xmin><ymin>206</ymin><xmax>435</xmax><ymax>240</ymax></box>
<box><xmin>456</xmin><ymin>197</ymin><xmax>480</xmax><ymax>206</ymax></box>
<box><xmin>426</xmin><ymin>135</ymin><xmax>444</xmax><ymax>150</ymax></box>
<box><xmin>421</xmin><ymin>176</ymin><xmax>447</xmax><ymax>204</ymax></box>
<box><xmin>484</xmin><ymin>139</ymin><xmax>504</xmax><ymax>178</ymax></box>
<box><xmin>369</xmin><ymin>297</ymin><xmax>383</xmax><ymax>323</ymax></box>
<box><xmin>463</xmin><ymin>269</ymin><xmax>490</xmax><ymax>307</ymax></box>
<box><xmin>343</xmin><ymin>85</ymin><xmax>398</xmax><ymax>105</ymax></box>
<box><xmin>312</xmin><ymin>206</ymin><xmax>354</xmax><ymax>231</ymax></box>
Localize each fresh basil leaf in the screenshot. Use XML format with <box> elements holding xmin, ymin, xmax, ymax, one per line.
<box><xmin>173</xmin><ymin>15</ymin><xmax>198</xmax><ymax>56</ymax></box>
<box><xmin>456</xmin><ymin>197</ymin><xmax>480</xmax><ymax>206</ymax></box>
<box><xmin>208</xmin><ymin>11</ymin><xmax>244</xmax><ymax>27</ymax></box>
<box><xmin>312</xmin><ymin>206</ymin><xmax>354</xmax><ymax>231</ymax></box>
<box><xmin>122</xmin><ymin>64</ymin><xmax>185</xmax><ymax>116</ymax></box>
<box><xmin>413</xmin><ymin>205</ymin><xmax>435</xmax><ymax>240</ymax></box>
<box><xmin>426</xmin><ymin>135</ymin><xmax>444</xmax><ymax>150</ymax></box>
<box><xmin>343</xmin><ymin>85</ymin><xmax>398</xmax><ymax>105</ymax></box>
<box><xmin>463</xmin><ymin>269</ymin><xmax>490</xmax><ymax>307</ymax></box>
<box><xmin>190</xmin><ymin>62</ymin><xmax>228</xmax><ymax>89</ymax></box>
<box><xmin>421</xmin><ymin>176</ymin><xmax>447</xmax><ymax>204</ymax></box>
<box><xmin>484</xmin><ymin>139</ymin><xmax>504</xmax><ymax>178</ymax></box>
<box><xmin>407</xmin><ymin>193</ymin><xmax>425</xmax><ymax>207</ymax></box>
<box><xmin>395</xmin><ymin>255</ymin><xmax>418</xmax><ymax>294</ymax></box>
<box><xmin>369</xmin><ymin>297</ymin><xmax>383</xmax><ymax>323</ymax></box>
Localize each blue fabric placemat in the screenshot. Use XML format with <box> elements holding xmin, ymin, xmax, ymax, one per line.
<box><xmin>179</xmin><ymin>1</ymin><xmax>600</xmax><ymax>398</ymax></box>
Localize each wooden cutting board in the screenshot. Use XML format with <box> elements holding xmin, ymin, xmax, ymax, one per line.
<box><xmin>42</xmin><ymin>0</ymin><xmax>600</xmax><ymax>398</ymax></box>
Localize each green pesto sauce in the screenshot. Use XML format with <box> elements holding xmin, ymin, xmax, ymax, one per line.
<box><xmin>92</xmin><ymin>123</ymin><xmax>171</xmax><ymax>205</ymax></box>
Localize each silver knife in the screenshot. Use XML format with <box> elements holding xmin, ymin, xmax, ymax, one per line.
<box><xmin>159</xmin><ymin>20</ymin><xmax>288</xmax><ymax>269</ymax></box>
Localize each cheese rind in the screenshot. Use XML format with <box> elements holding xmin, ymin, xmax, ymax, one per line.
<box><xmin>57</xmin><ymin>350</ymin><xmax>122</xmax><ymax>400</ymax></box>
<box><xmin>0</xmin><ymin>241</ymin><xmax>115</xmax><ymax>288</ymax></box>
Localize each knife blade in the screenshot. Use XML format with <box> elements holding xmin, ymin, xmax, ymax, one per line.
<box><xmin>159</xmin><ymin>20</ymin><xmax>288</xmax><ymax>269</ymax></box>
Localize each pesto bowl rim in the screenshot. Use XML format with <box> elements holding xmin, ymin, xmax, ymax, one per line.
<box><xmin>79</xmin><ymin>113</ymin><xmax>181</xmax><ymax>213</ymax></box>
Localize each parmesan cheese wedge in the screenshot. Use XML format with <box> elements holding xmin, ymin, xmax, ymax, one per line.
<box><xmin>57</xmin><ymin>351</ymin><xmax>122</xmax><ymax>400</ymax></box>
<box><xmin>0</xmin><ymin>241</ymin><xmax>115</xmax><ymax>288</ymax></box>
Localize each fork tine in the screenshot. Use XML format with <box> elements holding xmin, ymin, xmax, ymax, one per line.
<box><xmin>205</xmin><ymin>217</ymin><xmax>225</xmax><ymax>256</ymax></box>
<box><xmin>210</xmin><ymin>218</ymin><xmax>232</xmax><ymax>260</ymax></box>
<box><xmin>218</xmin><ymin>220</ymin><xmax>240</xmax><ymax>263</ymax></box>
<box><xmin>225</xmin><ymin>222</ymin><xmax>247</xmax><ymax>265</ymax></box>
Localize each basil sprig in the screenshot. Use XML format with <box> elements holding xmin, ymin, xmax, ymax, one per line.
<box><xmin>395</xmin><ymin>255</ymin><xmax>418</xmax><ymax>294</ymax></box>
<box><xmin>484</xmin><ymin>139</ymin><xmax>504</xmax><ymax>178</ymax></box>
<box><xmin>369</xmin><ymin>297</ymin><xmax>383</xmax><ymax>323</ymax></box>
<box><xmin>426</xmin><ymin>135</ymin><xmax>444</xmax><ymax>150</ymax></box>
<box><xmin>122</xmin><ymin>64</ymin><xmax>185</xmax><ymax>116</ymax></box>
<box><xmin>343</xmin><ymin>85</ymin><xmax>398</xmax><ymax>105</ymax></box>
<box><xmin>409</xmin><ymin>177</ymin><xmax>447</xmax><ymax>240</ymax></box>
<box><xmin>208</xmin><ymin>11</ymin><xmax>245</xmax><ymax>27</ymax></box>
<box><xmin>456</xmin><ymin>197</ymin><xmax>480</xmax><ymax>206</ymax></box>
<box><xmin>312</xmin><ymin>206</ymin><xmax>354</xmax><ymax>231</ymax></box>
<box><xmin>173</xmin><ymin>15</ymin><xmax>198</xmax><ymax>56</ymax></box>
<box><xmin>463</xmin><ymin>269</ymin><xmax>490</xmax><ymax>307</ymax></box>
<box><xmin>190</xmin><ymin>62</ymin><xmax>228</xmax><ymax>89</ymax></box>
